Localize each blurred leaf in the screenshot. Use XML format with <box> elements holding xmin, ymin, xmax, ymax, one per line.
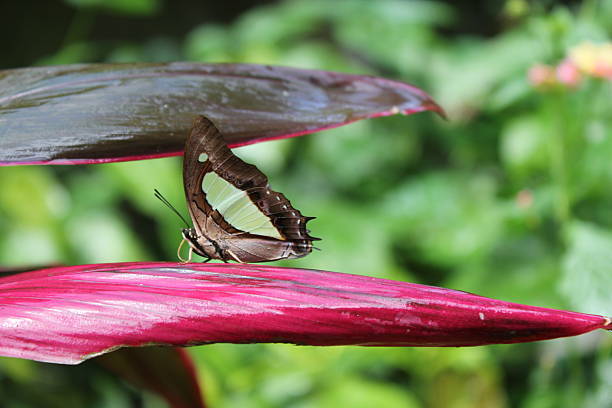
<box><xmin>63</xmin><ymin>0</ymin><xmax>160</xmax><ymax>16</ymax></box>
<box><xmin>424</xmin><ymin>365</ymin><xmax>506</xmax><ymax>408</ymax></box>
<box><xmin>561</xmin><ymin>222</ymin><xmax>612</xmax><ymax>315</ymax></box>
<box><xmin>584</xmin><ymin>351</ymin><xmax>612</xmax><ymax>408</ymax></box>
<box><xmin>184</xmin><ymin>25</ymin><xmax>232</xmax><ymax>62</ymax></box>
<box><xmin>383</xmin><ymin>172</ymin><xmax>503</xmax><ymax>267</ymax></box>
<box><xmin>308</xmin><ymin>118</ymin><xmax>420</xmax><ymax>194</ymax></box>
<box><xmin>0</xmin><ymin>167</ymin><xmax>68</xmax><ymax>226</ymax></box>
<box><xmin>259</xmin><ymin>369</ymin><xmax>313</xmax><ymax>406</ymax></box>
<box><xmin>0</xmin><ymin>356</ymin><xmax>36</xmax><ymax>382</ymax></box>
<box><xmin>107</xmin><ymin>37</ymin><xmax>183</xmax><ymax>63</ymax></box>
<box><xmin>431</xmin><ymin>30</ymin><xmax>545</xmax><ymax>119</ymax></box>
<box><xmin>319</xmin><ymin>376</ymin><xmax>420</xmax><ymax>408</ymax></box>
<box><xmin>66</xmin><ymin>210</ymin><xmax>150</xmax><ymax>262</ymax></box>
<box><xmin>487</xmin><ymin>75</ymin><xmax>532</xmax><ymax>111</ymax></box>
<box><xmin>0</xmin><ymin>225</ymin><xmax>63</xmax><ymax>265</ymax></box>
<box><xmin>576</xmin><ymin>117</ymin><xmax>612</xmax><ymax>200</ymax></box>
<box><xmin>0</xmin><ymin>63</ymin><xmax>443</xmax><ymax>165</ymax></box>
<box><xmin>100</xmin><ymin>158</ymin><xmax>185</xmax><ymax>259</ymax></box>
<box><xmin>97</xmin><ymin>347</ymin><xmax>205</xmax><ymax>408</ymax></box>
<box><xmin>333</xmin><ymin>0</ymin><xmax>452</xmax><ymax>75</ymax></box>
<box><xmin>500</xmin><ymin>114</ymin><xmax>548</xmax><ymax>181</ymax></box>
<box><xmin>0</xmin><ymin>167</ymin><xmax>68</xmax><ymax>266</ymax></box>
<box><xmin>233</xmin><ymin>2</ymin><xmax>326</xmax><ymax>50</ymax></box>
<box><xmin>275</xmin><ymin>41</ymin><xmax>358</xmax><ymax>72</ymax></box>
<box><xmin>0</xmin><ymin>262</ymin><xmax>608</xmax><ymax>364</ymax></box>
<box><xmin>287</xmin><ymin>199</ymin><xmax>397</xmax><ymax>279</ymax></box>
<box><xmin>38</xmin><ymin>42</ymin><xmax>100</xmax><ymax>66</ymax></box>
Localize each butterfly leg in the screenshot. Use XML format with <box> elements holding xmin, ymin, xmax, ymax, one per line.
<box><xmin>227</xmin><ymin>249</ymin><xmax>246</xmax><ymax>263</ymax></box>
<box><xmin>177</xmin><ymin>238</ymin><xmax>193</xmax><ymax>264</ymax></box>
<box><xmin>177</xmin><ymin>238</ymin><xmax>187</xmax><ymax>263</ymax></box>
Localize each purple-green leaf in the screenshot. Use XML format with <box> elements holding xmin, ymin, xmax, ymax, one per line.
<box><xmin>0</xmin><ymin>63</ymin><xmax>444</xmax><ymax>165</ymax></box>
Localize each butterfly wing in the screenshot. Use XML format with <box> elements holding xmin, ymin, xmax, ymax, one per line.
<box><xmin>183</xmin><ymin>116</ymin><xmax>317</xmax><ymax>262</ymax></box>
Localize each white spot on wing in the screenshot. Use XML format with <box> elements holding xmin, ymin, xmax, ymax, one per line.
<box><xmin>198</xmin><ymin>153</ymin><xmax>209</xmax><ymax>162</ymax></box>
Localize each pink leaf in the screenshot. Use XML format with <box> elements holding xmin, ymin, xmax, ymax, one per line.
<box><xmin>0</xmin><ymin>262</ymin><xmax>608</xmax><ymax>364</ymax></box>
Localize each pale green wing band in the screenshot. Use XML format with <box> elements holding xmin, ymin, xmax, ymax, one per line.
<box><xmin>202</xmin><ymin>172</ymin><xmax>283</xmax><ymax>239</ymax></box>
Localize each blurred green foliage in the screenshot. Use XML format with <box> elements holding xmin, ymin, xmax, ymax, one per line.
<box><xmin>1</xmin><ymin>0</ymin><xmax>611</xmax><ymax>407</ymax></box>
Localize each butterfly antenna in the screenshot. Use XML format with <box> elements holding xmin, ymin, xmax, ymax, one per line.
<box><xmin>154</xmin><ymin>189</ymin><xmax>190</xmax><ymax>228</ymax></box>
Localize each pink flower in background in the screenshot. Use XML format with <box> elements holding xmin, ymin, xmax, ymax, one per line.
<box><xmin>593</xmin><ymin>59</ymin><xmax>612</xmax><ymax>79</ymax></box>
<box><xmin>516</xmin><ymin>189</ymin><xmax>534</xmax><ymax>210</ymax></box>
<box><xmin>528</xmin><ymin>63</ymin><xmax>557</xmax><ymax>88</ymax></box>
<box><xmin>529</xmin><ymin>41</ymin><xmax>612</xmax><ymax>91</ymax></box>
<box><xmin>569</xmin><ymin>41</ymin><xmax>612</xmax><ymax>79</ymax></box>
<box><xmin>556</xmin><ymin>59</ymin><xmax>582</xmax><ymax>87</ymax></box>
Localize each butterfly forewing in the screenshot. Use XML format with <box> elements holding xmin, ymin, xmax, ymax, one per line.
<box><xmin>182</xmin><ymin>116</ymin><xmax>317</xmax><ymax>262</ymax></box>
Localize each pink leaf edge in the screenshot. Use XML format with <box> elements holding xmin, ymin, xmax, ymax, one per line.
<box><xmin>0</xmin><ymin>262</ymin><xmax>608</xmax><ymax>364</ymax></box>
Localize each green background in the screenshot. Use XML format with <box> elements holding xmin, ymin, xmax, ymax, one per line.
<box><xmin>0</xmin><ymin>0</ymin><xmax>611</xmax><ymax>407</ymax></box>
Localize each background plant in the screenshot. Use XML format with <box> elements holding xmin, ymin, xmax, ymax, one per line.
<box><xmin>0</xmin><ymin>1</ymin><xmax>611</xmax><ymax>407</ymax></box>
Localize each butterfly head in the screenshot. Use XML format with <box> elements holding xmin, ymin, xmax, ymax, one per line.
<box><xmin>181</xmin><ymin>228</ymin><xmax>220</xmax><ymax>260</ymax></box>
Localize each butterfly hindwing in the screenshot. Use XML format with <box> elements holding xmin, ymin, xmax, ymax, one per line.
<box><xmin>182</xmin><ymin>115</ymin><xmax>317</xmax><ymax>262</ymax></box>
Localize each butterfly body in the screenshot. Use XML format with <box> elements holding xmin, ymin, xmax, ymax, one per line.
<box><xmin>182</xmin><ymin>116</ymin><xmax>317</xmax><ymax>263</ymax></box>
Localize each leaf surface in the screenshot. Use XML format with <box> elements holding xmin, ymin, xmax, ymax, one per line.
<box><xmin>0</xmin><ymin>262</ymin><xmax>608</xmax><ymax>364</ymax></box>
<box><xmin>0</xmin><ymin>63</ymin><xmax>443</xmax><ymax>165</ymax></box>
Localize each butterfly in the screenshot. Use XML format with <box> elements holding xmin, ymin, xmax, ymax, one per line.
<box><xmin>175</xmin><ymin>115</ymin><xmax>318</xmax><ymax>263</ymax></box>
